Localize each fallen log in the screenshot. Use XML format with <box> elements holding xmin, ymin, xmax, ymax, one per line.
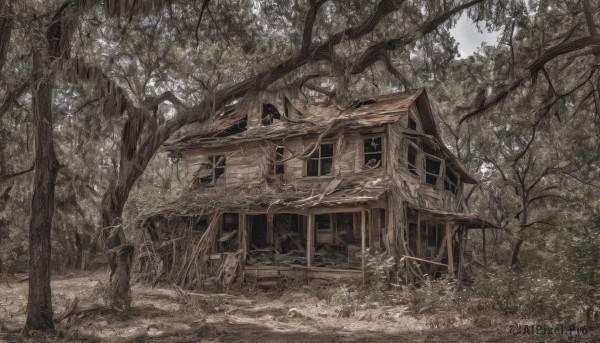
<box><xmin>53</xmin><ymin>297</ymin><xmax>105</xmax><ymax>323</ymax></box>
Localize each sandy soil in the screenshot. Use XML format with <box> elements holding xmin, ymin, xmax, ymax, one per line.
<box><xmin>0</xmin><ymin>272</ymin><xmax>594</xmax><ymax>342</ymax></box>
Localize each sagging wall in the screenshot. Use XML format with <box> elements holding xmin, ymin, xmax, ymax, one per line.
<box><xmin>179</xmin><ymin>129</ymin><xmax>388</xmax><ymax>188</ymax></box>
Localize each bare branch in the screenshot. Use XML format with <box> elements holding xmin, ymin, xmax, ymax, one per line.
<box><xmin>0</xmin><ymin>13</ymin><xmax>13</xmax><ymax>77</ymax></box>
<box><xmin>0</xmin><ymin>164</ymin><xmax>34</xmax><ymax>183</ymax></box>
<box><xmin>0</xmin><ymin>81</ymin><xmax>27</xmax><ymax>121</ymax></box>
<box><xmin>301</xmin><ymin>0</ymin><xmax>328</xmax><ymax>52</ymax></box>
<box><xmin>352</xmin><ymin>0</ymin><xmax>484</xmax><ymax>74</ymax></box>
<box><xmin>194</xmin><ymin>0</ymin><xmax>210</xmax><ymax>47</ymax></box>
<box><xmin>460</xmin><ymin>35</ymin><xmax>600</xmax><ymax>124</ymax></box>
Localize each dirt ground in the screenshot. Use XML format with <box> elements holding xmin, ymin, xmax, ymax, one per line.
<box><xmin>0</xmin><ymin>272</ymin><xmax>594</xmax><ymax>342</ymax></box>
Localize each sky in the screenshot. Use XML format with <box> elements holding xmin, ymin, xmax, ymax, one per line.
<box><xmin>450</xmin><ymin>14</ymin><xmax>502</xmax><ymax>57</ymax></box>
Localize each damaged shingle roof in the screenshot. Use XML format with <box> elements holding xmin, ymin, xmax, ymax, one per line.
<box><xmin>164</xmin><ymin>89</ymin><xmax>424</xmax><ymax>150</ymax></box>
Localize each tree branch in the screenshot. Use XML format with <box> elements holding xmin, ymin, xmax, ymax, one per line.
<box><xmin>301</xmin><ymin>0</ymin><xmax>328</xmax><ymax>52</ymax></box>
<box><xmin>0</xmin><ymin>164</ymin><xmax>35</xmax><ymax>183</ymax></box>
<box><xmin>352</xmin><ymin>0</ymin><xmax>484</xmax><ymax>75</ymax></box>
<box><xmin>194</xmin><ymin>0</ymin><xmax>210</xmax><ymax>47</ymax></box>
<box><xmin>0</xmin><ymin>81</ymin><xmax>27</xmax><ymax>121</ymax></box>
<box><xmin>459</xmin><ymin>35</ymin><xmax>600</xmax><ymax>124</ymax></box>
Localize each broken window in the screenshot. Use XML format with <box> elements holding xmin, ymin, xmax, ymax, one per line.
<box><xmin>363</xmin><ymin>136</ymin><xmax>382</xmax><ymax>168</ymax></box>
<box><xmin>425</xmin><ymin>155</ymin><xmax>441</xmax><ymax>186</ymax></box>
<box><xmin>444</xmin><ymin>167</ymin><xmax>458</xmax><ymax>194</ymax></box>
<box><xmin>306</xmin><ymin>143</ymin><xmax>333</xmax><ymax>176</ymax></box>
<box><xmin>407</xmin><ymin>144</ymin><xmax>418</xmax><ymax>175</ymax></box>
<box><xmin>261</xmin><ymin>103</ymin><xmax>281</xmax><ymax>125</ymax></box>
<box><xmin>222</xmin><ymin>213</ymin><xmax>239</xmax><ymax>232</ymax></box>
<box><xmin>271</xmin><ymin>146</ymin><xmax>285</xmax><ymax>175</ymax></box>
<box><xmin>199</xmin><ymin>155</ymin><xmax>226</xmax><ymax>184</ymax></box>
<box><xmin>408</xmin><ymin>117</ymin><xmax>417</xmax><ymax>131</ymax></box>
<box><xmin>315</xmin><ymin>214</ymin><xmax>333</xmax><ymax>244</ymax></box>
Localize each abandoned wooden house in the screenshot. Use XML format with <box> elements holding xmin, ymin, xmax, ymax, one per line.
<box><xmin>139</xmin><ymin>88</ymin><xmax>496</xmax><ymax>287</ymax></box>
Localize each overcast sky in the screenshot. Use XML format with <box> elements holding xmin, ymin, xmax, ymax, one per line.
<box><xmin>450</xmin><ymin>14</ymin><xmax>501</xmax><ymax>57</ymax></box>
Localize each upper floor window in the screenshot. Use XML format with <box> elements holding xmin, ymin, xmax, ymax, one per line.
<box><xmin>406</xmin><ymin>143</ymin><xmax>419</xmax><ymax>176</ymax></box>
<box><xmin>199</xmin><ymin>155</ymin><xmax>226</xmax><ymax>184</ymax></box>
<box><xmin>424</xmin><ymin>155</ymin><xmax>441</xmax><ymax>186</ymax></box>
<box><xmin>271</xmin><ymin>146</ymin><xmax>285</xmax><ymax>175</ymax></box>
<box><xmin>222</xmin><ymin>213</ymin><xmax>239</xmax><ymax>232</ymax></box>
<box><xmin>444</xmin><ymin>168</ymin><xmax>458</xmax><ymax>194</ymax></box>
<box><xmin>408</xmin><ymin>117</ymin><xmax>418</xmax><ymax>131</ymax></box>
<box><xmin>262</xmin><ymin>103</ymin><xmax>281</xmax><ymax>125</ymax></box>
<box><xmin>306</xmin><ymin>143</ymin><xmax>333</xmax><ymax>176</ymax></box>
<box><xmin>363</xmin><ymin>136</ymin><xmax>382</xmax><ymax>168</ymax></box>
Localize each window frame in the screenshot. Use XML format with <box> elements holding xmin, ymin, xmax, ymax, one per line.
<box><xmin>424</xmin><ymin>153</ymin><xmax>443</xmax><ymax>188</ymax></box>
<box><xmin>199</xmin><ymin>154</ymin><xmax>226</xmax><ymax>185</ymax></box>
<box><xmin>304</xmin><ymin>142</ymin><xmax>335</xmax><ymax>177</ymax></box>
<box><xmin>405</xmin><ymin>140</ymin><xmax>421</xmax><ymax>177</ymax></box>
<box><xmin>271</xmin><ymin>146</ymin><xmax>285</xmax><ymax>176</ymax></box>
<box><xmin>362</xmin><ymin>135</ymin><xmax>384</xmax><ymax>169</ymax></box>
<box><xmin>444</xmin><ymin>167</ymin><xmax>459</xmax><ymax>194</ymax></box>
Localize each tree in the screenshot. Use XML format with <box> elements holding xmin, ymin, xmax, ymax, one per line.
<box><xmin>25</xmin><ymin>2</ymin><xmax>74</xmax><ymax>330</ymax></box>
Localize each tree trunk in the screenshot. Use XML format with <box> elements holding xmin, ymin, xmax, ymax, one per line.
<box><xmin>106</xmin><ymin>226</ymin><xmax>133</xmax><ymax>309</ymax></box>
<box><xmin>25</xmin><ymin>50</ymin><xmax>59</xmax><ymax>331</ymax></box>
<box><xmin>510</xmin><ymin>239</ymin><xmax>523</xmax><ymax>267</ymax></box>
<box><xmin>511</xmin><ymin>203</ymin><xmax>528</xmax><ymax>268</ymax></box>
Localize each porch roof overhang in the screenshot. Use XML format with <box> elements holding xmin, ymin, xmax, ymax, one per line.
<box><xmin>142</xmin><ymin>173</ymin><xmax>390</xmax><ymax>219</ymax></box>
<box><xmin>407</xmin><ymin>205</ymin><xmax>499</xmax><ymax>229</ymax></box>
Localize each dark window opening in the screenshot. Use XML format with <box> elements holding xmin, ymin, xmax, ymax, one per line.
<box><xmin>199</xmin><ymin>155</ymin><xmax>226</xmax><ymax>184</ymax></box>
<box><xmin>306</xmin><ymin>143</ymin><xmax>333</xmax><ymax>176</ymax></box>
<box><xmin>364</xmin><ymin>137</ymin><xmax>382</xmax><ymax>168</ymax></box>
<box><xmin>427</xmin><ymin>224</ymin><xmax>439</xmax><ymax>246</ymax></box>
<box><xmin>425</xmin><ymin>156</ymin><xmax>441</xmax><ymax>186</ymax></box>
<box><xmin>423</xmin><ymin>142</ymin><xmax>436</xmax><ymax>155</ymax></box>
<box><xmin>273</xmin><ymin>214</ymin><xmax>305</xmax><ymax>254</ymax></box>
<box><xmin>337</xmin><ymin>212</ymin><xmax>358</xmax><ymax>245</ymax></box>
<box><xmin>193</xmin><ymin>216</ymin><xmax>208</xmax><ymax>232</ymax></box>
<box><xmin>408</xmin><ymin>117</ymin><xmax>417</xmax><ymax>131</ymax></box>
<box><xmin>262</xmin><ymin>103</ymin><xmax>281</xmax><ymax>125</ymax></box>
<box><xmin>250</xmin><ymin>214</ymin><xmax>268</xmax><ymax>249</ymax></box>
<box><xmin>272</xmin><ymin>146</ymin><xmax>285</xmax><ymax>175</ymax></box>
<box><xmin>408</xmin><ymin>223</ymin><xmax>418</xmax><ymax>255</ymax></box>
<box><xmin>222</xmin><ymin>213</ymin><xmax>239</xmax><ymax>232</ymax></box>
<box><xmin>407</xmin><ymin>145</ymin><xmax>418</xmax><ymax>175</ymax></box>
<box><xmin>444</xmin><ymin>168</ymin><xmax>458</xmax><ymax>194</ymax></box>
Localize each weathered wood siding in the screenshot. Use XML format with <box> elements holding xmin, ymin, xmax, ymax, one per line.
<box><xmin>180</xmin><ymin>129</ymin><xmax>387</xmax><ymax>189</ymax></box>
<box><xmin>387</xmin><ymin>104</ymin><xmax>461</xmax><ymax>213</ymax></box>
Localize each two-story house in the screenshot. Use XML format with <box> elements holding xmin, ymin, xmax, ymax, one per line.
<box><xmin>140</xmin><ymin>88</ymin><xmax>495</xmax><ymax>285</ymax></box>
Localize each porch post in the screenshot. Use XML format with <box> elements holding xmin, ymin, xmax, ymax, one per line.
<box><xmin>445</xmin><ymin>222</ymin><xmax>454</xmax><ymax>278</ymax></box>
<box><xmin>361</xmin><ymin>208</ymin><xmax>367</xmax><ymax>280</ymax></box>
<box><xmin>240</xmin><ymin>213</ymin><xmax>247</xmax><ymax>262</ymax></box>
<box><xmin>457</xmin><ymin>226</ymin><xmax>466</xmax><ymax>286</ymax></box>
<box><xmin>307</xmin><ymin>213</ymin><xmax>314</xmax><ymax>269</ymax></box>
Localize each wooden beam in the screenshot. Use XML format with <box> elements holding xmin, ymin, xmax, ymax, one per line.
<box><xmin>267</xmin><ymin>213</ymin><xmax>274</xmax><ymax>245</ymax></box>
<box><xmin>307</xmin><ymin>214</ymin><xmax>314</xmax><ymax>269</ymax></box>
<box><xmin>240</xmin><ymin>213</ymin><xmax>247</xmax><ymax>262</ymax></box>
<box><xmin>361</xmin><ymin>208</ymin><xmax>367</xmax><ymax>281</ymax></box>
<box><xmin>446</xmin><ymin>222</ymin><xmax>454</xmax><ymax>277</ymax></box>
<box><xmin>457</xmin><ymin>227</ymin><xmax>466</xmax><ymax>286</ymax></box>
<box><xmin>401</xmin><ymin>255</ymin><xmax>448</xmax><ymax>267</ymax></box>
<box><xmin>416</xmin><ymin>211</ymin><xmax>421</xmax><ymax>257</ymax></box>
